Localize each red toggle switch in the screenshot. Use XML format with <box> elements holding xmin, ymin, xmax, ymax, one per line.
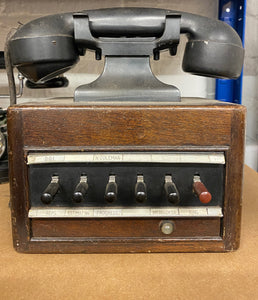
<box><xmin>193</xmin><ymin>175</ymin><xmax>212</xmax><ymax>204</ymax></box>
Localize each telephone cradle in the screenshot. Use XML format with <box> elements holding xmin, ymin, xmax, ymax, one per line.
<box><xmin>6</xmin><ymin>8</ymin><xmax>245</xmax><ymax>253</ymax></box>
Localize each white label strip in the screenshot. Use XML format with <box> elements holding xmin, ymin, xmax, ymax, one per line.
<box><xmin>27</xmin><ymin>152</ymin><xmax>225</xmax><ymax>165</ymax></box>
<box><xmin>28</xmin><ymin>206</ymin><xmax>223</xmax><ymax>218</ymax></box>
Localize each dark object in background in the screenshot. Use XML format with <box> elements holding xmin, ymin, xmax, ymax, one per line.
<box><xmin>26</xmin><ymin>76</ymin><xmax>69</xmax><ymax>89</ymax></box>
<box><xmin>0</xmin><ymin>51</ymin><xmax>5</xmax><ymax>69</ymax></box>
<box><xmin>0</xmin><ymin>108</ymin><xmax>8</xmax><ymax>183</ymax></box>
<box><xmin>0</xmin><ymin>52</ymin><xmax>9</xmax><ymax>183</ymax></box>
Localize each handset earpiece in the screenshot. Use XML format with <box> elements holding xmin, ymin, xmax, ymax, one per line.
<box><xmin>179</xmin><ymin>12</ymin><xmax>244</xmax><ymax>79</ymax></box>
<box><xmin>8</xmin><ymin>13</ymin><xmax>79</xmax><ymax>83</ymax></box>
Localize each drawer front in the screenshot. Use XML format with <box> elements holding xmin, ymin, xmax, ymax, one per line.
<box><xmin>31</xmin><ymin>217</ymin><xmax>221</xmax><ymax>239</ymax></box>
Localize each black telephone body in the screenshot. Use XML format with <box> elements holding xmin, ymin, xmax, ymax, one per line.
<box><xmin>6</xmin><ymin>7</ymin><xmax>244</xmax><ymax>103</ymax></box>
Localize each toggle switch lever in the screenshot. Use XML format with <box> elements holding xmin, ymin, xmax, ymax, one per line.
<box><xmin>73</xmin><ymin>175</ymin><xmax>88</xmax><ymax>203</ymax></box>
<box><xmin>164</xmin><ymin>175</ymin><xmax>180</xmax><ymax>204</ymax></box>
<box><xmin>135</xmin><ymin>175</ymin><xmax>147</xmax><ymax>202</ymax></box>
<box><xmin>105</xmin><ymin>175</ymin><xmax>117</xmax><ymax>202</ymax></box>
<box><xmin>41</xmin><ymin>175</ymin><xmax>60</xmax><ymax>204</ymax></box>
<box><xmin>193</xmin><ymin>175</ymin><xmax>212</xmax><ymax>204</ymax></box>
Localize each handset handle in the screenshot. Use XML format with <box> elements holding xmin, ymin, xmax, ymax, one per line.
<box><xmin>86</xmin><ymin>8</ymin><xmax>244</xmax><ymax>78</ymax></box>
<box><xmin>7</xmin><ymin>7</ymin><xmax>244</xmax><ymax>86</ymax></box>
<box><xmin>86</xmin><ymin>7</ymin><xmax>166</xmax><ymax>37</ymax></box>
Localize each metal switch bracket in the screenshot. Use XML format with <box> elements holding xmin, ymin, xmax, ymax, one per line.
<box><xmin>74</xmin><ymin>56</ymin><xmax>180</xmax><ymax>102</ymax></box>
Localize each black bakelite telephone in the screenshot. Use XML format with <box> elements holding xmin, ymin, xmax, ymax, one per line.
<box><xmin>5</xmin><ymin>7</ymin><xmax>244</xmax><ymax>103</ymax></box>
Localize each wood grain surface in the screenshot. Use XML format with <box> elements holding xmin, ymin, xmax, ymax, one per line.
<box><xmin>7</xmin><ymin>102</ymin><xmax>245</xmax><ymax>253</ymax></box>
<box><xmin>31</xmin><ymin>218</ymin><xmax>221</xmax><ymax>238</ymax></box>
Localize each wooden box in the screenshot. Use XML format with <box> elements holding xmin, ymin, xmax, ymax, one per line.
<box><xmin>7</xmin><ymin>98</ymin><xmax>245</xmax><ymax>253</ymax></box>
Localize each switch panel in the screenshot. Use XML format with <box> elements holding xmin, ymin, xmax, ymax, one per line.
<box><xmin>28</xmin><ymin>152</ymin><xmax>225</xmax><ymax>217</ymax></box>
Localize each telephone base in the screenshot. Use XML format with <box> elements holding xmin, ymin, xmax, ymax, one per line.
<box><xmin>74</xmin><ymin>57</ymin><xmax>180</xmax><ymax>102</ymax></box>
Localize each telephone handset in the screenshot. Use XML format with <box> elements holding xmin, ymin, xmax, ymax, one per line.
<box><xmin>6</xmin><ymin>7</ymin><xmax>244</xmax><ymax>103</ymax></box>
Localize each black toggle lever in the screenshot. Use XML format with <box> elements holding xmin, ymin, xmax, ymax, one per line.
<box><xmin>164</xmin><ymin>175</ymin><xmax>180</xmax><ymax>205</ymax></box>
<box><xmin>73</xmin><ymin>175</ymin><xmax>88</xmax><ymax>203</ymax></box>
<box><xmin>41</xmin><ymin>175</ymin><xmax>60</xmax><ymax>204</ymax></box>
<box><xmin>105</xmin><ymin>175</ymin><xmax>117</xmax><ymax>202</ymax></box>
<box><xmin>135</xmin><ymin>175</ymin><xmax>147</xmax><ymax>202</ymax></box>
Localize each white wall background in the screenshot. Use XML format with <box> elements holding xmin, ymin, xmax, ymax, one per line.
<box><xmin>242</xmin><ymin>0</ymin><xmax>258</xmax><ymax>170</ymax></box>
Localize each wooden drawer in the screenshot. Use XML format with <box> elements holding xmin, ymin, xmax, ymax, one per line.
<box><xmin>31</xmin><ymin>218</ymin><xmax>221</xmax><ymax>238</ymax></box>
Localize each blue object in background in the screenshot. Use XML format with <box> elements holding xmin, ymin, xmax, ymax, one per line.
<box><xmin>216</xmin><ymin>0</ymin><xmax>246</xmax><ymax>103</ymax></box>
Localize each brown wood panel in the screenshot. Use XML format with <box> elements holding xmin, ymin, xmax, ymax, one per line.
<box><xmin>20</xmin><ymin>106</ymin><xmax>232</xmax><ymax>147</ymax></box>
<box><xmin>7</xmin><ymin>109</ymin><xmax>30</xmax><ymax>252</ymax></box>
<box><xmin>26</xmin><ymin>239</ymin><xmax>225</xmax><ymax>254</ymax></box>
<box><xmin>26</xmin><ymin>239</ymin><xmax>225</xmax><ymax>253</ymax></box>
<box><xmin>7</xmin><ymin>102</ymin><xmax>245</xmax><ymax>253</ymax></box>
<box><xmin>31</xmin><ymin>218</ymin><xmax>221</xmax><ymax>238</ymax></box>
<box><xmin>223</xmin><ymin>107</ymin><xmax>246</xmax><ymax>250</ymax></box>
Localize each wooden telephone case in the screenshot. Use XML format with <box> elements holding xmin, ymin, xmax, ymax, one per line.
<box><xmin>7</xmin><ymin>98</ymin><xmax>245</xmax><ymax>253</ymax></box>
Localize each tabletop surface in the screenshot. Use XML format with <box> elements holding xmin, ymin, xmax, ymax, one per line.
<box><xmin>0</xmin><ymin>166</ymin><xmax>257</xmax><ymax>300</ymax></box>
